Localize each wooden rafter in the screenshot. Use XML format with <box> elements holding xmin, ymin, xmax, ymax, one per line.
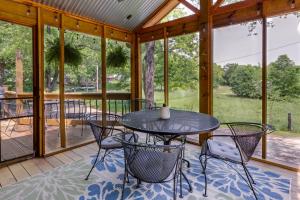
<box><xmin>135</xmin><ymin>0</ymin><xmax>180</xmax><ymax>30</ymax></box>
<box><xmin>179</xmin><ymin>0</ymin><xmax>200</xmax><ymax>14</ymax></box>
<box><xmin>12</xmin><ymin>0</ymin><xmax>132</xmax><ymax>33</ymax></box>
<box><xmin>212</xmin><ymin>0</ymin><xmax>264</xmax><ymax>15</ymax></box>
<box><xmin>211</xmin><ymin>0</ymin><xmax>225</xmax><ymax>11</ymax></box>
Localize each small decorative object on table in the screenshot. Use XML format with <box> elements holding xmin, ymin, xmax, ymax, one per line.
<box><xmin>160</xmin><ymin>104</ymin><xmax>170</xmax><ymax>119</ymax></box>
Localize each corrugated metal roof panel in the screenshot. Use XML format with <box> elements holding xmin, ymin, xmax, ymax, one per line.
<box><xmin>33</xmin><ymin>0</ymin><xmax>165</xmax><ymax>30</ymax></box>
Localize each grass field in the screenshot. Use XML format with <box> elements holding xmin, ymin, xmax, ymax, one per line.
<box><xmin>154</xmin><ymin>86</ymin><xmax>300</xmax><ymax>137</ymax></box>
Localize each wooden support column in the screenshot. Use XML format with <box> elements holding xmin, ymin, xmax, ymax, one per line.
<box><xmin>102</xmin><ymin>26</ymin><xmax>107</xmax><ymax>125</ymax></box>
<box><xmin>130</xmin><ymin>34</ymin><xmax>137</xmax><ymax>105</ymax></box>
<box><xmin>59</xmin><ymin>15</ymin><xmax>66</xmax><ymax>148</ymax></box>
<box><xmin>199</xmin><ymin>0</ymin><xmax>213</xmax><ymax>144</ymax></box>
<box><xmin>164</xmin><ymin>28</ymin><xmax>169</xmax><ymax>105</ymax></box>
<box><xmin>37</xmin><ymin>7</ymin><xmax>44</xmax><ymax>156</ymax></box>
<box><xmin>132</xmin><ymin>33</ymin><xmax>142</xmax><ymax>111</ymax></box>
<box><xmin>262</xmin><ymin>16</ymin><xmax>267</xmax><ymax>159</ymax></box>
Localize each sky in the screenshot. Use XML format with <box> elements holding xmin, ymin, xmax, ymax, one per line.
<box><xmin>214</xmin><ymin>13</ymin><xmax>300</xmax><ymax>66</ymax></box>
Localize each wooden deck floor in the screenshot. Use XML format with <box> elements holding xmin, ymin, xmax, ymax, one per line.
<box><xmin>1</xmin><ymin>121</ymin><xmax>94</xmax><ymax>161</ymax></box>
<box><xmin>0</xmin><ymin>142</ymin><xmax>299</xmax><ymax>199</ymax></box>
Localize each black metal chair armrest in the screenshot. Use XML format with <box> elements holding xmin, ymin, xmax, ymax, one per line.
<box><xmin>206</xmin><ymin>134</ymin><xmax>234</xmax><ymax>140</ymax></box>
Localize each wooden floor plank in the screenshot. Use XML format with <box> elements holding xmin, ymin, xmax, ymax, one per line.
<box><xmin>45</xmin><ymin>156</ymin><xmax>64</xmax><ymax>168</ymax></box>
<box><xmin>54</xmin><ymin>153</ymin><xmax>73</xmax><ymax>164</ymax></box>
<box><xmin>81</xmin><ymin>145</ymin><xmax>96</xmax><ymax>155</ymax></box>
<box><xmin>33</xmin><ymin>158</ymin><xmax>54</xmax><ymax>173</ymax></box>
<box><xmin>72</xmin><ymin>147</ymin><xmax>91</xmax><ymax>159</ymax></box>
<box><xmin>8</xmin><ymin>163</ymin><xmax>30</xmax><ymax>182</ymax></box>
<box><xmin>20</xmin><ymin>159</ymin><xmax>42</xmax><ymax>176</ymax></box>
<box><xmin>63</xmin><ymin>151</ymin><xmax>82</xmax><ymax>161</ymax></box>
<box><xmin>0</xmin><ymin>167</ymin><xmax>16</xmax><ymax>187</ymax></box>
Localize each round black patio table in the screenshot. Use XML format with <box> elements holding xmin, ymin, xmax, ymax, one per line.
<box><xmin>120</xmin><ymin>109</ymin><xmax>220</xmax><ymax>196</ymax></box>
<box><xmin>120</xmin><ymin>109</ymin><xmax>220</xmax><ymax>144</ymax></box>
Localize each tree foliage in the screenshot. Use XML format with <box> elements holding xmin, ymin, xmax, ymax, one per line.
<box><xmin>268</xmin><ymin>55</ymin><xmax>300</xmax><ymax>98</ymax></box>
<box><xmin>228</xmin><ymin>65</ymin><xmax>261</xmax><ymax>98</ymax></box>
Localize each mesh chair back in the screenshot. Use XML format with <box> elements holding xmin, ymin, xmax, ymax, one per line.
<box><xmin>65</xmin><ymin>100</ymin><xmax>86</xmax><ymax>119</ymax></box>
<box><xmin>133</xmin><ymin>99</ymin><xmax>156</xmax><ymax>111</ymax></box>
<box><xmin>122</xmin><ymin>141</ymin><xmax>182</xmax><ymax>183</ymax></box>
<box><xmin>2</xmin><ymin>101</ymin><xmax>18</xmax><ymax>117</ymax></box>
<box><xmin>227</xmin><ymin>123</ymin><xmax>266</xmax><ymax>162</ymax></box>
<box><xmin>89</xmin><ymin>121</ymin><xmax>106</xmax><ymax>146</ymax></box>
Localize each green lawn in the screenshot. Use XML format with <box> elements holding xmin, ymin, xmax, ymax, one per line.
<box><xmin>153</xmin><ymin>86</ymin><xmax>300</xmax><ymax>136</ymax></box>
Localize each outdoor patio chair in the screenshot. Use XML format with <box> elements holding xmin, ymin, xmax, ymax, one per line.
<box><xmin>2</xmin><ymin>100</ymin><xmax>33</xmax><ymax>136</ymax></box>
<box><xmin>85</xmin><ymin>120</ymin><xmax>137</xmax><ymax>180</ymax></box>
<box><xmin>200</xmin><ymin>122</ymin><xmax>273</xmax><ymax>200</ymax></box>
<box><xmin>118</xmin><ymin>138</ymin><xmax>183</xmax><ymax>200</ymax></box>
<box><xmin>64</xmin><ymin>99</ymin><xmax>87</xmax><ymax>136</ymax></box>
<box><xmin>132</xmin><ymin>98</ymin><xmax>159</xmax><ymax>111</ymax></box>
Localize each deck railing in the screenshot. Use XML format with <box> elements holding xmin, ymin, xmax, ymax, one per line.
<box><xmin>2</xmin><ymin>91</ymin><xmax>132</xmax><ymax>121</ymax></box>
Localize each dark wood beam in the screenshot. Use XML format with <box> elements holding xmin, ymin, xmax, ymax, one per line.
<box><xmin>136</xmin><ymin>0</ymin><xmax>180</xmax><ymax>30</ymax></box>
<box><xmin>212</xmin><ymin>0</ymin><xmax>263</xmax><ymax>15</ymax></box>
<box><xmin>211</xmin><ymin>0</ymin><xmax>225</xmax><ymax>11</ymax></box>
<box><xmin>179</xmin><ymin>0</ymin><xmax>200</xmax><ymax>14</ymax></box>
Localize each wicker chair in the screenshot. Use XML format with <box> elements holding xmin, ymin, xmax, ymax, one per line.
<box><xmin>85</xmin><ymin>119</ymin><xmax>136</xmax><ymax>180</ymax></box>
<box><xmin>118</xmin><ymin>139</ymin><xmax>183</xmax><ymax>200</ymax></box>
<box><xmin>200</xmin><ymin>122</ymin><xmax>272</xmax><ymax>200</ymax></box>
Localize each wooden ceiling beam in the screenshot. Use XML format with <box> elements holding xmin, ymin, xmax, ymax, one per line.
<box><xmin>212</xmin><ymin>0</ymin><xmax>264</xmax><ymax>15</ymax></box>
<box><xmin>135</xmin><ymin>0</ymin><xmax>180</xmax><ymax>31</ymax></box>
<box><xmin>211</xmin><ymin>0</ymin><xmax>225</xmax><ymax>11</ymax></box>
<box><xmin>138</xmin><ymin>0</ymin><xmax>300</xmax><ymax>42</ymax></box>
<box><xmin>12</xmin><ymin>0</ymin><xmax>132</xmax><ymax>34</ymax></box>
<box><xmin>179</xmin><ymin>0</ymin><xmax>200</xmax><ymax>14</ymax></box>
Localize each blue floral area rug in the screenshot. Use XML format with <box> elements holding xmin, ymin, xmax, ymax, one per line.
<box><xmin>0</xmin><ymin>146</ymin><xmax>291</xmax><ymax>200</ymax></box>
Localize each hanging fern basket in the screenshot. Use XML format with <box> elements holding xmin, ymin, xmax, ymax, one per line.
<box><xmin>107</xmin><ymin>45</ymin><xmax>128</xmax><ymax>68</ymax></box>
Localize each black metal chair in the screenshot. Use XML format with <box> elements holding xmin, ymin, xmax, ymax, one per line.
<box><xmin>118</xmin><ymin>138</ymin><xmax>183</xmax><ymax>200</ymax></box>
<box><xmin>200</xmin><ymin>122</ymin><xmax>273</xmax><ymax>200</ymax></box>
<box><xmin>64</xmin><ymin>99</ymin><xmax>87</xmax><ymax>136</ymax></box>
<box><xmin>85</xmin><ymin>119</ymin><xmax>137</xmax><ymax>180</ymax></box>
<box><xmin>132</xmin><ymin>98</ymin><xmax>159</xmax><ymax>111</ymax></box>
<box><xmin>2</xmin><ymin>100</ymin><xmax>33</xmax><ymax>136</ymax></box>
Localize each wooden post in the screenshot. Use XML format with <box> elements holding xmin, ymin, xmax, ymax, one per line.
<box><xmin>37</xmin><ymin>7</ymin><xmax>45</xmax><ymax>156</ymax></box>
<box><xmin>288</xmin><ymin>113</ymin><xmax>292</xmax><ymax>131</ymax></box>
<box><xmin>164</xmin><ymin>27</ymin><xmax>169</xmax><ymax>106</ymax></box>
<box><xmin>130</xmin><ymin>34</ymin><xmax>136</xmax><ymax>111</ymax></box>
<box><xmin>133</xmin><ymin>33</ymin><xmax>142</xmax><ymax>111</ymax></box>
<box><xmin>102</xmin><ymin>26</ymin><xmax>107</xmax><ymax>126</ymax></box>
<box><xmin>59</xmin><ymin>15</ymin><xmax>66</xmax><ymax>148</ymax></box>
<box><xmin>262</xmin><ymin>16</ymin><xmax>267</xmax><ymax>159</ymax></box>
<box><xmin>199</xmin><ymin>0</ymin><xmax>213</xmax><ymax>145</ymax></box>
<box><xmin>15</xmin><ymin>49</ymin><xmax>24</xmax><ymax>125</ymax></box>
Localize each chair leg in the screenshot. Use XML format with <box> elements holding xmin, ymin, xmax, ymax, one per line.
<box><xmin>179</xmin><ymin>167</ymin><xmax>183</xmax><ymax>198</ymax></box>
<box><xmin>173</xmin><ymin>177</ymin><xmax>177</xmax><ymax>200</ymax></box>
<box><xmin>5</xmin><ymin>118</ymin><xmax>12</xmax><ymax>133</ymax></box>
<box><xmin>244</xmin><ymin>165</ymin><xmax>255</xmax><ymax>184</ymax></box>
<box><xmin>10</xmin><ymin>122</ymin><xmax>16</xmax><ymax>136</ymax></box>
<box><xmin>181</xmin><ymin>172</ymin><xmax>192</xmax><ymax>192</ymax></box>
<box><xmin>121</xmin><ymin>168</ymin><xmax>126</xmax><ymax>200</ymax></box>
<box><xmin>202</xmin><ymin>154</ymin><xmax>208</xmax><ymax>197</ymax></box>
<box><xmin>135</xmin><ymin>178</ymin><xmax>141</xmax><ymax>188</ymax></box>
<box><xmin>85</xmin><ymin>147</ymin><xmax>101</xmax><ymax>180</ymax></box>
<box><xmin>242</xmin><ymin>164</ymin><xmax>258</xmax><ymax>200</ymax></box>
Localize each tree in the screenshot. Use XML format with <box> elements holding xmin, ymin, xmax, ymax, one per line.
<box><xmin>229</xmin><ymin>65</ymin><xmax>261</xmax><ymax>98</ymax></box>
<box><xmin>223</xmin><ymin>63</ymin><xmax>239</xmax><ymax>86</ymax></box>
<box><xmin>268</xmin><ymin>54</ymin><xmax>300</xmax><ymax>98</ymax></box>
<box><xmin>143</xmin><ymin>41</ymin><xmax>155</xmax><ymax>105</ymax></box>
<box><xmin>213</xmin><ymin>63</ymin><xmax>224</xmax><ymax>88</ymax></box>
